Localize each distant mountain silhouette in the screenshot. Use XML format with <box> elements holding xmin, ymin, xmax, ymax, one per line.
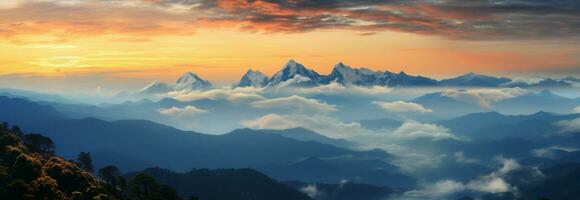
<box><xmin>229</xmin><ymin>60</ymin><xmax>577</xmax><ymax>88</ymax></box>
<box><xmin>0</xmin><ymin>96</ymin><xmax>394</xmax><ymax>180</ymax></box>
<box><xmin>126</xmin><ymin>167</ymin><xmax>313</xmax><ymax>200</ymax></box>
<box><xmin>358</xmin><ymin>118</ymin><xmax>403</xmax><ymax>131</ymax></box>
<box><xmin>259</xmin><ymin>156</ymin><xmax>415</xmax><ymax>188</ymax></box>
<box><xmin>130</xmin><ymin>60</ymin><xmax>578</xmax><ymax>96</ymax></box>
<box><xmin>439</xmin><ymin>72</ymin><xmax>511</xmax><ymax>87</ymax></box>
<box><xmin>440</xmin><ymin>111</ymin><xmax>580</xmax><ymax>139</ymax></box>
<box><xmin>235</xmin><ymin>69</ymin><xmax>270</xmax><ymax>87</ymax></box>
<box><xmin>413</xmin><ymin>89</ymin><xmax>580</xmax><ymax>117</ymax></box>
<box><xmin>412</xmin><ymin>91</ymin><xmax>487</xmax><ymax>117</ymax></box>
<box><xmin>244</xmin><ymin>127</ymin><xmax>355</xmax><ymax>148</ymax></box>
<box><xmin>138</xmin><ymin>71</ymin><xmax>213</xmax><ymax>95</ymax></box>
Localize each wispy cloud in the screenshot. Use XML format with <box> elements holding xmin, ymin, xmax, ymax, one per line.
<box><xmin>555</xmin><ymin>117</ymin><xmax>580</xmax><ymax>134</ymax></box>
<box><xmin>250</xmin><ymin>95</ymin><xmax>338</xmax><ymax>113</ymax></box>
<box><xmin>158</xmin><ymin>105</ymin><xmax>209</xmax><ymax>117</ymax></box>
<box><xmin>2</xmin><ymin>0</ymin><xmax>579</xmax><ymax>41</ymax></box>
<box><xmin>393</xmin><ymin>157</ymin><xmax>523</xmax><ymax>199</ymax></box>
<box><xmin>442</xmin><ymin>88</ymin><xmax>528</xmax><ymax>109</ymax></box>
<box><xmin>390</xmin><ymin>121</ymin><xmax>458</xmax><ymax>141</ymax></box>
<box><xmin>373</xmin><ymin>100</ymin><xmax>432</xmax><ymax>113</ymax></box>
<box><xmin>242</xmin><ymin>113</ymin><xmax>367</xmax><ymax>139</ymax></box>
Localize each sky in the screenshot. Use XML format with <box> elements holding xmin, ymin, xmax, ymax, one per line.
<box><xmin>0</xmin><ymin>0</ymin><xmax>579</xmax><ymax>92</ymax></box>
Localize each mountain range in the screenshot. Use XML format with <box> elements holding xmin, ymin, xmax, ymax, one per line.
<box><xmin>139</xmin><ymin>72</ymin><xmax>212</xmax><ymax>95</ymax></box>
<box><xmin>139</xmin><ymin>60</ymin><xmax>579</xmax><ymax>94</ymax></box>
<box><xmin>0</xmin><ymin>96</ymin><xmax>409</xmax><ymax>188</ymax></box>
<box><xmin>127</xmin><ymin>167</ymin><xmax>313</xmax><ymax>200</ymax></box>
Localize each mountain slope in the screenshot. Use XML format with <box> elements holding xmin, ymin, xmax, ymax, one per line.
<box><xmin>0</xmin><ymin>96</ymin><xmax>390</xmax><ymax>173</ymax></box>
<box><xmin>236</xmin><ymin>69</ymin><xmax>269</xmax><ymax>87</ymax></box>
<box><xmin>267</xmin><ymin>60</ymin><xmax>321</xmax><ymax>87</ymax></box>
<box><xmin>319</xmin><ymin>63</ymin><xmax>381</xmax><ymax>86</ymax></box>
<box><xmin>0</xmin><ymin>125</ymin><xmax>121</xmax><ymax>199</ymax></box>
<box><xmin>259</xmin><ymin>156</ymin><xmax>414</xmax><ymax>188</ymax></box>
<box><xmin>138</xmin><ymin>71</ymin><xmax>212</xmax><ymax>95</ymax></box>
<box><xmin>138</xmin><ymin>80</ymin><xmax>173</xmax><ymax>95</ymax></box>
<box><xmin>440</xmin><ymin>72</ymin><xmax>511</xmax><ymax>87</ymax></box>
<box><xmin>173</xmin><ymin>72</ymin><xmax>212</xmax><ymax>91</ymax></box>
<box><xmin>128</xmin><ymin>167</ymin><xmax>313</xmax><ymax>200</ymax></box>
<box><xmin>246</xmin><ymin>128</ymin><xmax>354</xmax><ymax>148</ymax></box>
<box><xmin>440</xmin><ymin>111</ymin><xmax>580</xmax><ymax>139</ymax></box>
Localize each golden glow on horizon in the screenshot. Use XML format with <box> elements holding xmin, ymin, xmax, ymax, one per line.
<box><xmin>1</xmin><ymin>28</ymin><xmax>579</xmax><ymax>84</ymax></box>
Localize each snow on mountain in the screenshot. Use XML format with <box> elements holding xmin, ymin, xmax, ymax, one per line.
<box><xmin>139</xmin><ymin>61</ymin><xmax>577</xmax><ymax>93</ymax></box>
<box><xmin>269</xmin><ymin>75</ymin><xmax>317</xmax><ymax>88</ymax></box>
<box><xmin>267</xmin><ymin>60</ymin><xmax>321</xmax><ymax>86</ymax></box>
<box><xmin>379</xmin><ymin>71</ymin><xmax>439</xmax><ymax>87</ymax></box>
<box><xmin>440</xmin><ymin>72</ymin><xmax>511</xmax><ymax>87</ymax></box>
<box><xmin>320</xmin><ymin>62</ymin><xmax>380</xmax><ymax>86</ymax></box>
<box><xmin>137</xmin><ymin>80</ymin><xmax>172</xmax><ymax>95</ymax></box>
<box><xmin>174</xmin><ymin>72</ymin><xmax>212</xmax><ymax>91</ymax></box>
<box><xmin>236</xmin><ymin>69</ymin><xmax>269</xmax><ymax>87</ymax></box>
<box><xmin>138</xmin><ymin>72</ymin><xmax>212</xmax><ymax>95</ymax></box>
<box><xmin>502</xmin><ymin>77</ymin><xmax>577</xmax><ymax>88</ymax></box>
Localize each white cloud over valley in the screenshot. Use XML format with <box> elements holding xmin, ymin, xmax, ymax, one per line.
<box><xmin>391</xmin><ymin>121</ymin><xmax>458</xmax><ymax>141</ymax></box>
<box><xmin>250</xmin><ymin>95</ymin><xmax>338</xmax><ymax>113</ymax></box>
<box><xmin>373</xmin><ymin>101</ymin><xmax>432</xmax><ymax>113</ymax></box>
<box><xmin>442</xmin><ymin>88</ymin><xmax>527</xmax><ymax>108</ymax></box>
<box><xmin>158</xmin><ymin>105</ymin><xmax>208</xmax><ymax>117</ymax></box>
<box><xmin>241</xmin><ymin>114</ymin><xmax>368</xmax><ymax>139</ymax></box>
<box><xmin>555</xmin><ymin>118</ymin><xmax>580</xmax><ymax>134</ymax></box>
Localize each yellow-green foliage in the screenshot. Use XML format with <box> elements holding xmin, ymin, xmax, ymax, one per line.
<box><xmin>0</xmin><ymin>127</ymin><xmax>119</xmax><ymax>200</ymax></box>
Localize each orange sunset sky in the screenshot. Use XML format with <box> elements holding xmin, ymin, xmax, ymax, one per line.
<box><xmin>0</xmin><ymin>0</ymin><xmax>579</xmax><ymax>92</ymax></box>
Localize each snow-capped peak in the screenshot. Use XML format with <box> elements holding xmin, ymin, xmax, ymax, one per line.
<box><xmin>174</xmin><ymin>71</ymin><xmax>212</xmax><ymax>91</ymax></box>
<box><xmin>236</xmin><ymin>69</ymin><xmax>269</xmax><ymax>87</ymax></box>
<box><xmin>320</xmin><ymin>62</ymin><xmax>379</xmax><ymax>85</ymax></box>
<box><xmin>280</xmin><ymin>59</ymin><xmax>307</xmax><ymax>74</ymax></box>
<box><xmin>138</xmin><ymin>80</ymin><xmax>171</xmax><ymax>94</ymax></box>
<box><xmin>268</xmin><ymin>60</ymin><xmax>320</xmax><ymax>85</ymax></box>
<box><xmin>176</xmin><ymin>72</ymin><xmax>201</xmax><ymax>84</ymax></box>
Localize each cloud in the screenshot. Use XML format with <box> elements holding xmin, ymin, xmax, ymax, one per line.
<box><xmin>158</xmin><ymin>105</ymin><xmax>208</xmax><ymax>117</ymax></box>
<box><xmin>269</xmin><ymin>75</ymin><xmax>313</xmax><ymax>88</ymax></box>
<box><xmin>242</xmin><ymin>114</ymin><xmax>368</xmax><ymax>138</ymax></box>
<box><xmin>300</xmin><ymin>184</ymin><xmax>322</xmax><ymax>198</ymax></box>
<box><xmin>555</xmin><ymin>118</ymin><xmax>580</xmax><ymax>134</ymax></box>
<box><xmin>373</xmin><ymin>100</ymin><xmax>432</xmax><ymax>113</ymax></box>
<box><xmin>532</xmin><ymin>146</ymin><xmax>578</xmax><ymax>159</ymax></box>
<box><xmin>454</xmin><ymin>151</ymin><xmax>478</xmax><ymax>164</ymax></box>
<box><xmin>250</xmin><ymin>95</ymin><xmax>337</xmax><ymax>113</ymax></box>
<box><xmin>466</xmin><ymin>157</ymin><xmax>519</xmax><ymax>193</ymax></box>
<box><xmin>169</xmin><ymin>87</ymin><xmax>265</xmax><ymax>103</ymax></box>
<box><xmin>267</xmin><ymin>82</ymin><xmax>392</xmax><ymax>96</ymax></box>
<box><xmin>442</xmin><ymin>88</ymin><xmax>528</xmax><ymax>108</ymax></box>
<box><xmin>574</xmin><ymin>106</ymin><xmax>580</xmax><ymax>114</ymax></box>
<box><xmin>4</xmin><ymin>0</ymin><xmax>578</xmax><ymax>40</ymax></box>
<box><xmin>394</xmin><ymin>157</ymin><xmax>520</xmax><ymax>199</ymax></box>
<box><xmin>391</xmin><ymin>121</ymin><xmax>458</xmax><ymax>141</ymax></box>
<box><xmin>400</xmin><ymin>180</ymin><xmax>465</xmax><ymax>199</ymax></box>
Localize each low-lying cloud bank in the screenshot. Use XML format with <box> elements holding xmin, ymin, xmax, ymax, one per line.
<box><xmin>373</xmin><ymin>101</ymin><xmax>432</xmax><ymax>114</ymax></box>
<box><xmin>264</xmin><ymin>82</ymin><xmax>393</xmax><ymax>96</ymax></box>
<box><xmin>158</xmin><ymin>105</ymin><xmax>208</xmax><ymax>117</ymax></box>
<box><xmin>391</xmin><ymin>121</ymin><xmax>457</xmax><ymax>141</ymax></box>
<box><xmin>442</xmin><ymin>88</ymin><xmax>527</xmax><ymax>109</ymax></box>
<box><xmin>250</xmin><ymin>95</ymin><xmax>337</xmax><ymax>113</ymax></box>
<box><xmin>169</xmin><ymin>87</ymin><xmax>265</xmax><ymax>103</ymax></box>
<box><xmin>555</xmin><ymin>118</ymin><xmax>580</xmax><ymax>134</ymax></box>
<box><xmin>242</xmin><ymin>114</ymin><xmax>367</xmax><ymax>139</ymax></box>
<box><xmin>392</xmin><ymin>158</ymin><xmax>523</xmax><ymax>200</ymax></box>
